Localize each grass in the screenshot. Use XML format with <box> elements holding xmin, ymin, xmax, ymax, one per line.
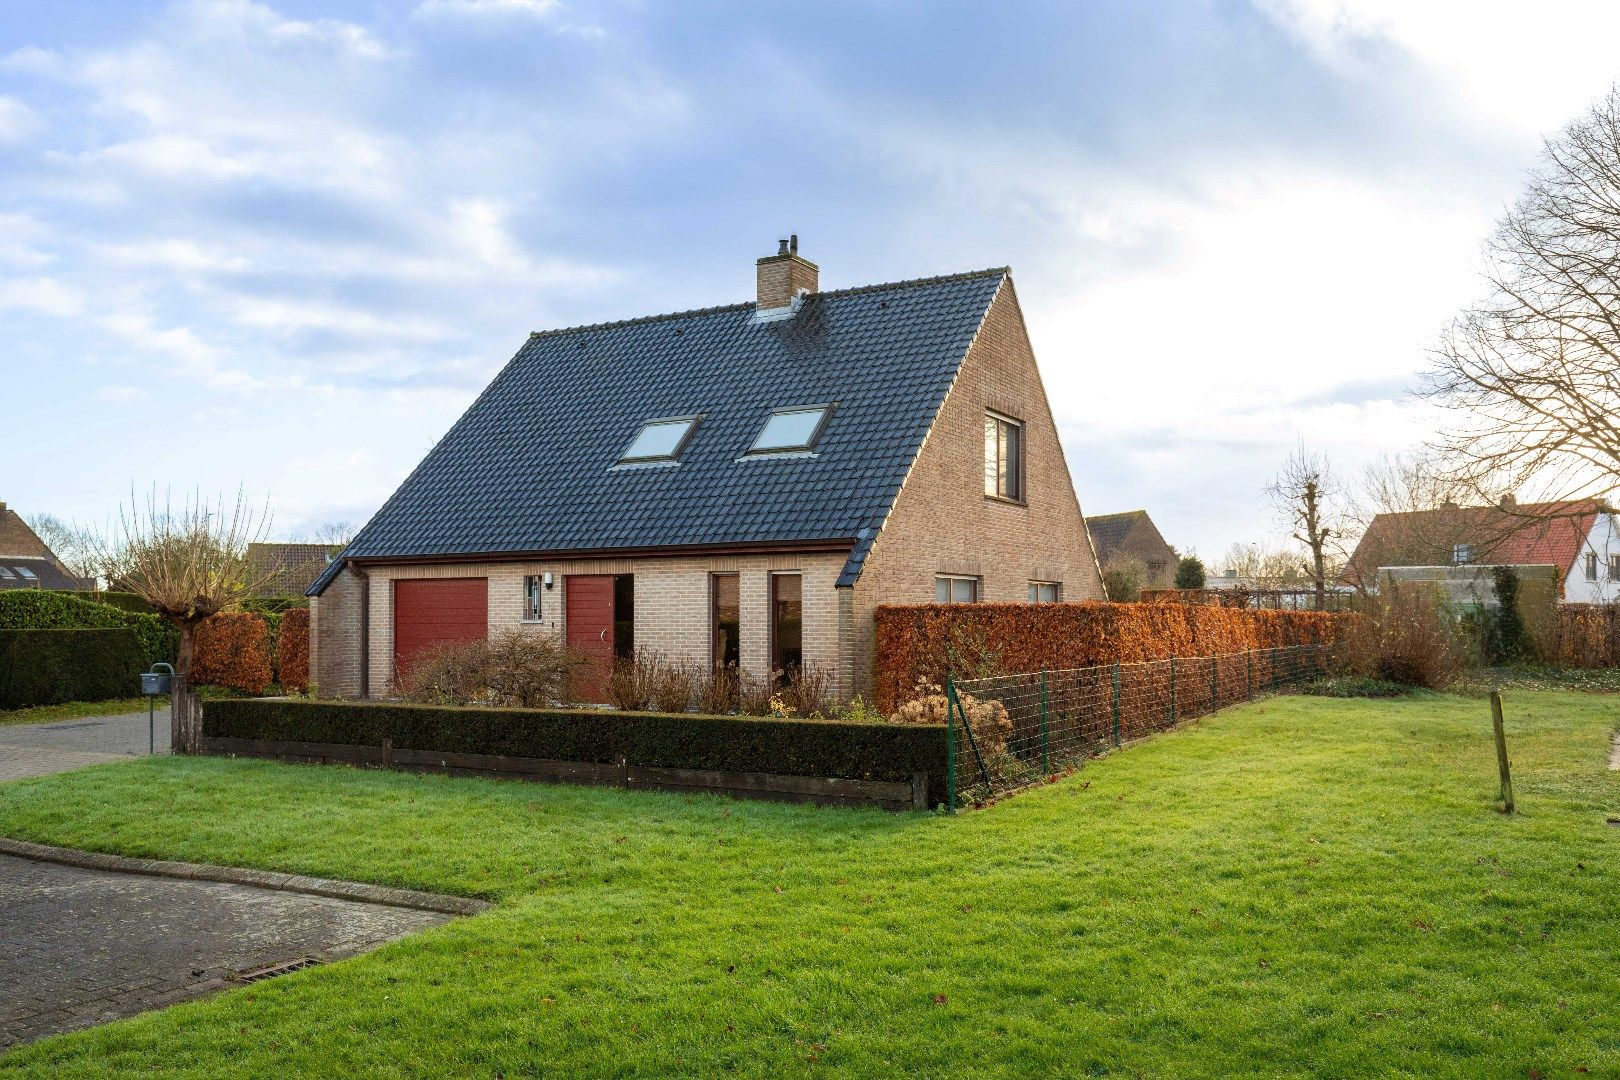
<box><xmin>0</xmin><ymin>691</ymin><xmax>1616</xmax><ymax>1077</ymax></box>
<box><xmin>0</xmin><ymin>698</ymin><xmax>153</xmax><ymax>728</ymax></box>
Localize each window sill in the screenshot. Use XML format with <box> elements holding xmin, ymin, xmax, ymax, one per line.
<box><xmin>983</xmin><ymin>494</ymin><xmax>1028</xmax><ymax>508</ymax></box>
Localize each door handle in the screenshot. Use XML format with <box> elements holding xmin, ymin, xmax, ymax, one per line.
<box><xmin>599</xmin><ymin>629</ymin><xmax>608</xmax><ymax>642</ymax></box>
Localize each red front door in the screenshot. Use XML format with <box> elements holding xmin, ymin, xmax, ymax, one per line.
<box><xmin>565</xmin><ymin>575</ymin><xmax>616</xmax><ymax>702</ymax></box>
<box><xmin>393</xmin><ymin>578</ymin><xmax>488</xmax><ymax>687</ymax></box>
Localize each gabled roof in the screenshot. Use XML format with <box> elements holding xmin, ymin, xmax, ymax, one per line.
<box><xmin>0</xmin><ymin>504</ymin><xmax>53</xmax><ymax>561</ymax></box>
<box><xmin>1085</xmin><ymin>510</ymin><xmax>1173</xmax><ymax>566</ymax></box>
<box><xmin>313</xmin><ymin>268</ymin><xmax>1010</xmax><ymax>595</ymax></box>
<box><xmin>248</xmin><ymin>542</ymin><xmax>337</xmax><ymax>597</ymax></box>
<box><xmin>0</xmin><ymin>555</ymin><xmax>93</xmax><ymax>591</ymax></box>
<box><xmin>1345</xmin><ymin>499</ymin><xmax>1606</xmax><ymax>585</ymax></box>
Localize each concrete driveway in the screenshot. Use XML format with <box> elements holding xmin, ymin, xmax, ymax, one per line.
<box><xmin>0</xmin><ymin>708</ymin><xmax>170</xmax><ymax>782</ymax></box>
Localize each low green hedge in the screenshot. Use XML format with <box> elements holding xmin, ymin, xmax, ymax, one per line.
<box><xmin>204</xmin><ymin>699</ymin><xmax>949</xmax><ymax>807</ymax></box>
<box><xmin>0</xmin><ymin>629</ymin><xmax>146</xmax><ymax>709</ymax></box>
<box><xmin>0</xmin><ymin>591</ymin><xmax>174</xmax><ymax>669</ymax></box>
<box><xmin>58</xmin><ymin>590</ymin><xmax>156</xmax><ymax>614</ymax></box>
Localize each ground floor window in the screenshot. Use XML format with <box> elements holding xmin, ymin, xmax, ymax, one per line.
<box><xmin>711</xmin><ymin>572</ymin><xmax>740</xmax><ymax>667</ymax></box>
<box><xmin>935</xmin><ymin>574</ymin><xmax>980</xmax><ymax>603</ymax></box>
<box><xmin>523</xmin><ymin>575</ymin><xmax>544</xmax><ymax>621</ymax></box>
<box><xmin>1028</xmin><ymin>581</ymin><xmax>1061</xmax><ymax>603</ymax></box>
<box><xmin>770</xmin><ymin>572</ymin><xmax>803</xmax><ymax>673</ymax></box>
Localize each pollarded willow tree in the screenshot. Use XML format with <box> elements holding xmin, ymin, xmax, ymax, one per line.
<box><xmin>91</xmin><ymin>488</ymin><xmax>274</xmax><ymax>751</ymax></box>
<box><xmin>1426</xmin><ymin>87</ymin><xmax>1620</xmax><ymax>505</ymax></box>
<box><xmin>1267</xmin><ymin>443</ymin><xmax>1345</xmax><ymax>610</ymax></box>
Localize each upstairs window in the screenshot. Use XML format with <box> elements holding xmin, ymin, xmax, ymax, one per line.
<box><xmin>1586</xmin><ymin>552</ymin><xmax>1599</xmax><ymax>581</ymax></box>
<box><xmin>935</xmin><ymin>574</ymin><xmax>980</xmax><ymax>604</ymax></box>
<box><xmin>1610</xmin><ymin>554</ymin><xmax>1620</xmax><ymax>581</ymax></box>
<box><xmin>1451</xmin><ymin>543</ymin><xmax>1473</xmax><ymax>565</ymax></box>
<box><xmin>984</xmin><ymin>412</ymin><xmax>1024</xmax><ymax>501</ymax></box>
<box><xmin>619</xmin><ymin>415</ymin><xmax>700</xmax><ymax>464</ymax></box>
<box><xmin>749</xmin><ymin>405</ymin><xmax>832</xmax><ymax>455</ymax></box>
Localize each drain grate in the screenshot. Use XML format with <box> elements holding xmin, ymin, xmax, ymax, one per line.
<box><xmin>229</xmin><ymin>957</ymin><xmax>321</xmax><ymax>984</ymax></box>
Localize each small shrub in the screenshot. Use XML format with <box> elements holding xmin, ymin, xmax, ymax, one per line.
<box><xmin>1369</xmin><ymin>583</ymin><xmax>1460</xmax><ymax>690</ymax></box>
<box><xmin>1174</xmin><ymin>555</ymin><xmax>1207</xmax><ymax>589</ymax></box>
<box><xmin>779</xmin><ymin>663</ymin><xmax>834</xmax><ymax>717</ymax></box>
<box><xmin>607</xmin><ymin>649</ymin><xmax>695</xmax><ymax>712</ymax></box>
<box><xmin>399</xmin><ymin>629</ymin><xmax>583</xmax><ymax>708</ymax></box>
<box><xmin>738</xmin><ymin>668</ymin><xmax>776</xmax><ymax>717</ymax></box>
<box><xmin>1299</xmin><ymin>675</ymin><xmax>1410</xmax><ymax>698</ymax></box>
<box><xmin>650</xmin><ymin>657</ymin><xmax>697</xmax><ymax>713</ymax></box>
<box><xmin>698</xmin><ymin>663</ymin><xmax>740</xmax><ymax>714</ymax></box>
<box><xmin>833</xmin><ymin>695</ymin><xmax>886</xmax><ymax>723</ymax></box>
<box><xmin>1101</xmin><ymin>558</ymin><xmax>1147</xmax><ymax>603</ymax></box>
<box><xmin>892</xmin><ymin>680</ymin><xmax>1013</xmax><ymax>757</ymax></box>
<box><xmin>191</xmin><ymin>612</ymin><xmax>273</xmax><ymax>695</ymax></box>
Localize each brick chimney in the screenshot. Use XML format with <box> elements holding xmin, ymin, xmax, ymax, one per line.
<box><xmin>755</xmin><ymin>235</ymin><xmax>817</xmax><ymax>319</ymax></box>
<box><xmin>1499</xmin><ymin>492</ymin><xmax>1517</xmax><ymax>509</ymax></box>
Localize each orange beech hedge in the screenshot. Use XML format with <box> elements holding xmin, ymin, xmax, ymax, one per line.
<box><xmin>277</xmin><ymin>608</ymin><xmax>310</xmax><ymax>693</ymax></box>
<box><xmin>1548</xmin><ymin>604</ymin><xmax>1620</xmax><ymax>668</ymax></box>
<box><xmin>872</xmin><ymin>601</ymin><xmax>1365</xmax><ymax>713</ymax></box>
<box><xmin>191</xmin><ymin>612</ymin><xmax>274</xmax><ymax>695</ymax></box>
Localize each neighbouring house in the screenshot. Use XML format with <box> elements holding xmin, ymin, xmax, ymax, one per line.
<box><xmin>247</xmin><ymin>542</ymin><xmax>338</xmax><ymax>599</ymax></box>
<box><xmin>309</xmin><ymin>239</ymin><xmax>1106</xmax><ymax>701</ymax></box>
<box><xmin>0</xmin><ymin>500</ymin><xmax>94</xmax><ymax>591</ymax></box>
<box><xmin>1344</xmin><ymin>496</ymin><xmax>1620</xmax><ymax>603</ymax></box>
<box><xmin>1085</xmin><ymin>510</ymin><xmax>1176</xmax><ymax>587</ymax></box>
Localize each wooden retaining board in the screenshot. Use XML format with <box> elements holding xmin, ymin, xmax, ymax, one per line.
<box><xmin>200</xmin><ymin>737</ymin><xmax>927</xmax><ymax>810</ymax></box>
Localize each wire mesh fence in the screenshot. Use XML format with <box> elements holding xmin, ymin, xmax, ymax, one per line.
<box><xmin>944</xmin><ymin>643</ymin><xmax>1331</xmax><ymax>807</ymax></box>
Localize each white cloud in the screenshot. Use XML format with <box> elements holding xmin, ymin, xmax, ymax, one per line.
<box><xmin>0</xmin><ymin>96</ymin><xmax>41</xmax><ymax>142</ymax></box>
<box><xmin>0</xmin><ymin>213</ymin><xmax>56</xmax><ymax>269</ymax></box>
<box><xmin>94</xmin><ymin>238</ymin><xmax>252</xmax><ymax>273</ymax></box>
<box><xmin>415</xmin><ymin>0</ymin><xmax>561</xmax><ymax>16</ymax></box>
<box><xmin>94</xmin><ymin>385</ymin><xmax>153</xmax><ymax>404</ymax></box>
<box><xmin>1257</xmin><ymin>0</ymin><xmax>1620</xmax><ymax>135</ymax></box>
<box><xmin>0</xmin><ymin>277</ymin><xmax>83</xmax><ymax>316</ymax></box>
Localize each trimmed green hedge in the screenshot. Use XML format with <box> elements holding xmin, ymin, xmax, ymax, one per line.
<box><xmin>204</xmin><ymin>699</ymin><xmax>950</xmax><ymax>806</ymax></box>
<box><xmin>57</xmin><ymin>590</ymin><xmax>156</xmax><ymax>614</ymax></box>
<box><xmin>0</xmin><ymin>629</ymin><xmax>145</xmax><ymax>709</ymax></box>
<box><xmin>0</xmin><ymin>591</ymin><xmax>174</xmax><ymax>668</ymax></box>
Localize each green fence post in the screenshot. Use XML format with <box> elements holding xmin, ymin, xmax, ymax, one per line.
<box><xmin>1169</xmin><ymin>656</ymin><xmax>1177</xmax><ymax>725</ymax></box>
<box><xmin>1210</xmin><ymin>655</ymin><xmax>1219</xmax><ymax>714</ymax></box>
<box><xmin>1111</xmin><ymin>661</ymin><xmax>1121</xmax><ymax>748</ymax></box>
<box><xmin>1039</xmin><ymin>670</ymin><xmax>1051</xmax><ymax>775</ymax></box>
<box><xmin>945</xmin><ymin>675</ymin><xmax>957</xmax><ymax>813</ymax></box>
<box><xmin>1247</xmin><ymin>649</ymin><xmax>1254</xmax><ymax>700</ymax></box>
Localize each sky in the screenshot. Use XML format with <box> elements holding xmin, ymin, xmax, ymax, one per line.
<box><xmin>4</xmin><ymin>0</ymin><xmax>1620</xmax><ymax>565</ymax></box>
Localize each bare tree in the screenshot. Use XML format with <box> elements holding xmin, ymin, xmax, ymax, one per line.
<box><xmin>305</xmin><ymin>520</ymin><xmax>355</xmax><ymax>549</ymax></box>
<box><xmin>1267</xmin><ymin>444</ymin><xmax>1342</xmax><ymax>610</ymax></box>
<box><xmin>1220</xmin><ymin>541</ymin><xmax>1307</xmax><ymax>588</ymax></box>
<box><xmin>90</xmin><ymin>488</ymin><xmax>275</xmax><ymax>752</ymax></box>
<box><xmin>1425</xmin><ymin>87</ymin><xmax>1620</xmax><ymax>505</ymax></box>
<box><xmin>25</xmin><ymin>513</ymin><xmax>99</xmax><ymax>580</ymax></box>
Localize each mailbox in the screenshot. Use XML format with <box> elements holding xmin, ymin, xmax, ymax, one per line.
<box><xmin>141</xmin><ymin>662</ymin><xmax>174</xmax><ymax>695</ymax></box>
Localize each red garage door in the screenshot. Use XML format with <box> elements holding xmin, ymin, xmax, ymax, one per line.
<box><xmin>393</xmin><ymin>577</ymin><xmax>488</xmax><ymax>686</ymax></box>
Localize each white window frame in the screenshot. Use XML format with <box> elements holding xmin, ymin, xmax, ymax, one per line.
<box><xmin>1452</xmin><ymin>543</ymin><xmax>1473</xmax><ymax>565</ymax></box>
<box><xmin>935</xmin><ymin>574</ymin><xmax>981</xmax><ymax>604</ymax></box>
<box><xmin>523</xmin><ymin>575</ymin><xmax>544</xmax><ymax>622</ymax></box>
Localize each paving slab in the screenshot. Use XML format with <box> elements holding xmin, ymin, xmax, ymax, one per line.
<box><xmin>0</xmin><ymin>852</ymin><xmax>454</xmax><ymax>1051</ymax></box>
<box><xmin>0</xmin><ymin>709</ymin><xmax>170</xmax><ymax>781</ymax></box>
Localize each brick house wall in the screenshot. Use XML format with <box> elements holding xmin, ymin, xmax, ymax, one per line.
<box><xmin>848</xmin><ymin>278</ymin><xmax>1104</xmax><ymax>691</ymax></box>
<box><xmin>313</xmin><ymin>551</ymin><xmax>848</xmax><ymax>699</ymax></box>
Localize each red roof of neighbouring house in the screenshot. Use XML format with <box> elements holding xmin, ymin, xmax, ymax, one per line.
<box><xmin>1345</xmin><ymin>499</ymin><xmax>1604</xmax><ymax>587</ymax></box>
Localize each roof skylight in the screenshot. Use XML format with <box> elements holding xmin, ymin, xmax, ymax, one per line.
<box><xmin>0</xmin><ymin>568</ymin><xmax>12</xmax><ymax>579</ymax></box>
<box><xmin>619</xmin><ymin>415</ymin><xmax>700</xmax><ymax>464</ymax></box>
<box><xmin>749</xmin><ymin>405</ymin><xmax>832</xmax><ymax>455</ymax></box>
<box><xmin>14</xmin><ymin>566</ymin><xmax>36</xmax><ymax>579</ymax></box>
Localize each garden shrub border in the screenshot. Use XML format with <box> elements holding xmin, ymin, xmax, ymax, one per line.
<box><xmin>203</xmin><ymin>698</ymin><xmax>949</xmax><ymax>809</ymax></box>
<box><xmin>0</xmin><ymin>628</ymin><xmax>145</xmax><ymax>709</ymax></box>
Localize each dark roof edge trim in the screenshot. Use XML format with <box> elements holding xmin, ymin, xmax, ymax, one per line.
<box><xmin>310</xmin><ymin>538</ymin><xmax>857</xmax><ymax>597</ymax></box>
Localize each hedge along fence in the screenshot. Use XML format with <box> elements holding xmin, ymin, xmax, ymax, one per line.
<box><xmin>0</xmin><ymin>629</ymin><xmax>145</xmax><ymax>709</ymax></box>
<box><xmin>191</xmin><ymin>612</ymin><xmax>274</xmax><ymax>694</ymax></box>
<box><xmin>0</xmin><ymin>590</ymin><xmax>173</xmax><ymax>670</ymax></box>
<box><xmin>1547</xmin><ymin>604</ymin><xmax>1620</xmax><ymax>668</ymax></box>
<box><xmin>872</xmin><ymin>601</ymin><xmax>1365</xmax><ymax>713</ymax></box>
<box><xmin>202</xmin><ymin>698</ymin><xmax>949</xmax><ymax>810</ymax></box>
<box><xmin>277</xmin><ymin>608</ymin><xmax>310</xmax><ymax>693</ymax></box>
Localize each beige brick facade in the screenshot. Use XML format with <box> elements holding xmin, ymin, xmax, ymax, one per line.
<box><xmin>312</xmin><ymin>273</ymin><xmax>1102</xmax><ymax>705</ymax></box>
<box><xmin>849</xmin><ymin>278</ymin><xmax>1104</xmax><ymax>689</ymax></box>
<box><xmin>313</xmin><ymin>552</ymin><xmax>847</xmax><ymax>699</ymax></box>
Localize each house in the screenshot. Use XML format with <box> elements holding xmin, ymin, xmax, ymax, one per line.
<box><xmin>309</xmin><ymin>240</ymin><xmax>1106</xmax><ymax>700</ymax></box>
<box><xmin>0</xmin><ymin>501</ymin><xmax>94</xmax><ymax>591</ymax></box>
<box><xmin>1344</xmin><ymin>497</ymin><xmax>1620</xmax><ymax>603</ymax></box>
<box><xmin>1085</xmin><ymin>510</ymin><xmax>1176</xmax><ymax>587</ymax></box>
<box><xmin>247</xmin><ymin>542</ymin><xmax>338</xmax><ymax>599</ymax></box>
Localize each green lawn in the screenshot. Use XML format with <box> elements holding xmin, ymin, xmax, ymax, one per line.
<box><xmin>0</xmin><ymin>697</ymin><xmax>152</xmax><ymax>727</ymax></box>
<box><xmin>0</xmin><ymin>691</ymin><xmax>1615</xmax><ymax>1078</ymax></box>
